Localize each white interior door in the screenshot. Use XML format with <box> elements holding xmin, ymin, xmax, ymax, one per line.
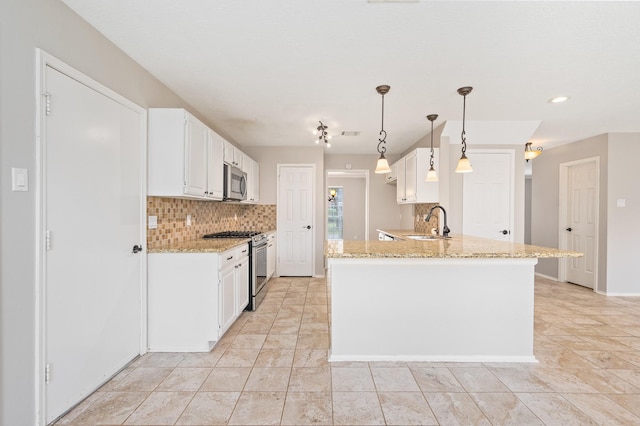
<box><xmin>565</xmin><ymin>160</ymin><xmax>597</xmax><ymax>288</ymax></box>
<box><xmin>277</xmin><ymin>165</ymin><xmax>314</xmax><ymax>276</ymax></box>
<box><xmin>463</xmin><ymin>150</ymin><xmax>514</xmax><ymax>242</ymax></box>
<box><xmin>43</xmin><ymin>64</ymin><xmax>144</xmax><ymax>422</ymax></box>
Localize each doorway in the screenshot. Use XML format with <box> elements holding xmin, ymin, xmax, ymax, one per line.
<box><xmin>277</xmin><ymin>164</ymin><xmax>315</xmax><ymax>276</ymax></box>
<box><xmin>462</xmin><ymin>150</ymin><xmax>515</xmax><ymax>242</ymax></box>
<box><xmin>559</xmin><ymin>157</ymin><xmax>599</xmax><ymax>290</ymax></box>
<box><xmin>326</xmin><ymin>170</ymin><xmax>369</xmax><ymax>241</ymax></box>
<box><xmin>36</xmin><ymin>52</ymin><xmax>146</xmax><ymax>423</ymax></box>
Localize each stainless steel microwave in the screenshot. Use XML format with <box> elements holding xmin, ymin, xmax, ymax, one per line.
<box><xmin>223</xmin><ymin>164</ymin><xmax>247</xmax><ymax>201</ymax></box>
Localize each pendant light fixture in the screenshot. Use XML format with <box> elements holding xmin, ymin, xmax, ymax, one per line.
<box><xmin>314</xmin><ymin>121</ymin><xmax>331</xmax><ymax>148</ymax></box>
<box><xmin>454</xmin><ymin>86</ymin><xmax>473</xmax><ymax>173</ymax></box>
<box><xmin>524</xmin><ymin>141</ymin><xmax>542</xmax><ymax>161</ymax></box>
<box><xmin>425</xmin><ymin>114</ymin><xmax>439</xmax><ymax>182</ymax></box>
<box><xmin>374</xmin><ymin>85</ymin><xmax>392</xmax><ymax>174</ymax></box>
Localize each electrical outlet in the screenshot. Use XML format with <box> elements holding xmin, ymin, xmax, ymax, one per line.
<box><xmin>148</xmin><ymin>216</ymin><xmax>158</xmax><ymax>229</ymax></box>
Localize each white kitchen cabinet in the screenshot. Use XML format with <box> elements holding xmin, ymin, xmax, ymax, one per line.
<box><xmin>147</xmin><ymin>242</ymin><xmax>251</xmax><ymax>352</ymax></box>
<box><xmin>267</xmin><ymin>232</ymin><xmax>276</xmax><ymax>280</ymax></box>
<box><xmin>395</xmin><ymin>148</ymin><xmax>439</xmax><ymax>204</ymax></box>
<box><xmin>148</xmin><ymin>108</ymin><xmax>224</xmax><ymax>200</ymax></box>
<box><xmin>148</xmin><ymin>252</ymin><xmax>220</xmax><ymax>352</ymax></box>
<box><xmin>386</xmin><ymin>161</ymin><xmax>398</xmax><ymax>183</ymax></box>
<box><xmin>243</xmin><ymin>156</ymin><xmax>260</xmax><ymax>204</ymax></box>
<box><xmin>236</xmin><ymin>246</ymin><xmax>250</xmax><ymax>313</ymax></box>
<box><xmin>223</xmin><ymin>140</ymin><xmax>243</xmax><ymax>169</ymax></box>
<box><xmin>219</xmin><ymin>251</ymin><xmax>237</xmax><ymax>335</ymax></box>
<box><xmin>206</xmin><ymin>130</ymin><xmax>224</xmax><ymax>199</ymax></box>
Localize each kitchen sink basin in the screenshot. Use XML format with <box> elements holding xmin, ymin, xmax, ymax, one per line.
<box><xmin>405</xmin><ymin>235</ymin><xmax>441</xmax><ymax>240</ymax></box>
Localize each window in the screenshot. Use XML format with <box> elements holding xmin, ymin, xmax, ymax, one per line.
<box><xmin>327</xmin><ymin>187</ymin><xmax>343</xmax><ymax>240</ymax></box>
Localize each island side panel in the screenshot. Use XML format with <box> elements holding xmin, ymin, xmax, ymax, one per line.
<box><xmin>328</xmin><ymin>258</ymin><xmax>538</xmax><ymax>362</ymax></box>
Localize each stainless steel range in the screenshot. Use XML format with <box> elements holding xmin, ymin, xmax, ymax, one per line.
<box><xmin>203</xmin><ymin>231</ymin><xmax>267</xmax><ymax>311</ymax></box>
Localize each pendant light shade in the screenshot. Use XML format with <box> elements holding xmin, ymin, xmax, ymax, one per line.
<box><xmin>425</xmin><ymin>114</ymin><xmax>439</xmax><ymax>182</ymax></box>
<box><xmin>524</xmin><ymin>141</ymin><xmax>542</xmax><ymax>161</ymax></box>
<box><xmin>455</xmin><ymin>86</ymin><xmax>473</xmax><ymax>174</ymax></box>
<box><xmin>374</xmin><ymin>85</ymin><xmax>392</xmax><ymax>174</ymax></box>
<box><xmin>375</xmin><ymin>154</ymin><xmax>391</xmax><ymax>174</ymax></box>
<box><xmin>455</xmin><ymin>153</ymin><xmax>473</xmax><ymax>173</ymax></box>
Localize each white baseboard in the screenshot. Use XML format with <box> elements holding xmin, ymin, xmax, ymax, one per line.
<box><xmin>597</xmin><ymin>291</ymin><xmax>640</xmax><ymax>297</ymax></box>
<box><xmin>328</xmin><ymin>353</ymin><xmax>538</xmax><ymax>364</ymax></box>
<box><xmin>534</xmin><ymin>272</ymin><xmax>560</xmax><ymax>281</ymax></box>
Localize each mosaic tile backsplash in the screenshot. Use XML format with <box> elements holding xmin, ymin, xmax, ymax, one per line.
<box><xmin>147</xmin><ymin>197</ymin><xmax>276</xmax><ymax>249</ymax></box>
<box><xmin>413</xmin><ymin>203</ymin><xmax>440</xmax><ymax>234</ymax></box>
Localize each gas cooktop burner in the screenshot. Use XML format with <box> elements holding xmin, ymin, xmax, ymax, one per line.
<box><xmin>202</xmin><ymin>231</ymin><xmax>262</xmax><ymax>239</ymax></box>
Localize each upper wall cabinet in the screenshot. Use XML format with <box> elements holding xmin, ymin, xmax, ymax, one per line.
<box><xmin>148</xmin><ymin>108</ymin><xmax>225</xmax><ymax>200</ymax></box>
<box><xmin>242</xmin><ymin>156</ymin><xmax>260</xmax><ymax>204</ymax></box>
<box><xmin>223</xmin><ymin>140</ymin><xmax>243</xmax><ymax>170</ymax></box>
<box><xmin>393</xmin><ymin>148</ymin><xmax>439</xmax><ymax>204</ymax></box>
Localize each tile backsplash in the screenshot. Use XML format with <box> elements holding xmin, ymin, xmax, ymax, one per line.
<box><xmin>413</xmin><ymin>203</ymin><xmax>440</xmax><ymax>234</ymax></box>
<box><xmin>147</xmin><ymin>197</ymin><xmax>276</xmax><ymax>249</ymax></box>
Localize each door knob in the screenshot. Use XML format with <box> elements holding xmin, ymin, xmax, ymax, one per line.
<box><xmin>303</xmin><ymin>225</ymin><xmax>311</xmax><ymax>229</ymax></box>
<box><xmin>566</xmin><ymin>227</ymin><xmax>572</xmax><ymax>232</ymax></box>
<box><xmin>500</xmin><ymin>230</ymin><xmax>509</xmax><ymax>235</ymax></box>
<box><xmin>132</xmin><ymin>244</ymin><xmax>143</xmax><ymax>254</ymax></box>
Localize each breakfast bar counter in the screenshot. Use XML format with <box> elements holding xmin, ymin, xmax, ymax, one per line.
<box><xmin>325</xmin><ymin>234</ymin><xmax>581</xmax><ymax>363</ymax></box>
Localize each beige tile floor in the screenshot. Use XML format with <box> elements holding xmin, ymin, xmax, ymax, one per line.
<box><xmin>56</xmin><ymin>276</ymin><xmax>640</xmax><ymax>425</ymax></box>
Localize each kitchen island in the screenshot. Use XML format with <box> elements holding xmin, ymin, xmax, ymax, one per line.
<box><xmin>325</xmin><ymin>233</ymin><xmax>581</xmax><ymax>363</ymax></box>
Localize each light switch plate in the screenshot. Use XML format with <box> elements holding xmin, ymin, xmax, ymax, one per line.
<box><xmin>148</xmin><ymin>215</ymin><xmax>158</xmax><ymax>229</ymax></box>
<box><xmin>11</xmin><ymin>168</ymin><xmax>29</xmax><ymax>191</ymax></box>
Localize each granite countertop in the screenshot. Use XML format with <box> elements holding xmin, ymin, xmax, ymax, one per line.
<box><xmin>148</xmin><ymin>238</ymin><xmax>250</xmax><ymax>254</ymax></box>
<box><xmin>326</xmin><ymin>230</ymin><xmax>583</xmax><ymax>259</ymax></box>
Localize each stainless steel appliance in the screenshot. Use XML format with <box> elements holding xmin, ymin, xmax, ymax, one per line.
<box><xmin>203</xmin><ymin>231</ymin><xmax>267</xmax><ymax>311</ymax></box>
<box><xmin>223</xmin><ymin>164</ymin><xmax>247</xmax><ymax>201</ymax></box>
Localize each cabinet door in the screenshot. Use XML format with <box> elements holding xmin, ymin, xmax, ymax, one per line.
<box><xmin>207</xmin><ymin>130</ymin><xmax>224</xmax><ymax>200</ymax></box>
<box><xmin>184</xmin><ymin>115</ymin><xmax>208</xmax><ymax>197</ymax></box>
<box><xmin>223</xmin><ymin>140</ymin><xmax>235</xmax><ymax>166</ymax></box>
<box><xmin>236</xmin><ymin>255</ymin><xmax>249</xmax><ymax>313</ymax></box>
<box><xmin>404</xmin><ymin>151</ymin><xmax>417</xmax><ymax>203</ymax></box>
<box><xmin>219</xmin><ymin>265</ymin><xmax>236</xmax><ymax>335</ymax></box>
<box><xmin>396</xmin><ymin>157</ymin><xmax>407</xmax><ymax>203</ymax></box>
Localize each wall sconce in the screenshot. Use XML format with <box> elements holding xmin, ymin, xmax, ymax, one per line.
<box><xmin>314</xmin><ymin>121</ymin><xmax>331</xmax><ymax>147</ymax></box>
<box><xmin>328</xmin><ymin>188</ymin><xmax>337</xmax><ymax>202</ymax></box>
<box><xmin>524</xmin><ymin>142</ymin><xmax>542</xmax><ymax>161</ymax></box>
<box><xmin>454</xmin><ymin>86</ymin><xmax>473</xmax><ymax>173</ymax></box>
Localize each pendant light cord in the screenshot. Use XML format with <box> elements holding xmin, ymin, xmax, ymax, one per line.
<box><xmin>461</xmin><ymin>93</ymin><xmax>467</xmax><ymax>154</ymax></box>
<box><xmin>430</xmin><ymin>119</ymin><xmax>435</xmax><ymax>167</ymax></box>
<box><xmin>377</xmin><ymin>93</ymin><xmax>387</xmax><ymax>155</ymax></box>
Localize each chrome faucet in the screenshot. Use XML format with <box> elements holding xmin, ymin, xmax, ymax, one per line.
<box><xmin>425</xmin><ymin>205</ymin><xmax>450</xmax><ymax>238</ymax></box>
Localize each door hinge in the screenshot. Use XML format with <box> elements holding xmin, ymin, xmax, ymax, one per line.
<box><xmin>44</xmin><ymin>92</ymin><xmax>51</xmax><ymax>115</ymax></box>
<box><xmin>46</xmin><ymin>230</ymin><xmax>52</xmax><ymax>250</ymax></box>
<box><xmin>45</xmin><ymin>364</ymin><xmax>51</xmax><ymax>384</ymax></box>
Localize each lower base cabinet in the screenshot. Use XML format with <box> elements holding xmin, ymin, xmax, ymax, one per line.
<box><xmin>148</xmin><ymin>244</ymin><xmax>249</xmax><ymax>352</ymax></box>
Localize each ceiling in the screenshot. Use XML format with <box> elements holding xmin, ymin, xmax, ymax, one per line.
<box><xmin>61</xmin><ymin>0</ymin><xmax>640</xmax><ymax>155</ymax></box>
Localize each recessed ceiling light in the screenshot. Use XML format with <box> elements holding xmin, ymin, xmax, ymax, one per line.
<box><xmin>548</xmin><ymin>96</ymin><xmax>569</xmax><ymax>103</ymax></box>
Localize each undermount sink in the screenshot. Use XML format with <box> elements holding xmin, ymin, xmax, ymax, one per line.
<box><xmin>405</xmin><ymin>235</ymin><xmax>441</xmax><ymax>241</ymax></box>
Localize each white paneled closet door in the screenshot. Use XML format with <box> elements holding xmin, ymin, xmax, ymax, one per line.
<box><xmin>277</xmin><ymin>165</ymin><xmax>314</xmax><ymax>276</ymax></box>
<box><xmin>43</xmin><ymin>63</ymin><xmax>144</xmax><ymax>423</ymax></box>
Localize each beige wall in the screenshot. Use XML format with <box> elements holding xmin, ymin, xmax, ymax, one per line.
<box><xmin>243</xmin><ymin>146</ymin><xmax>325</xmax><ymax>276</ymax></box>
<box><xmin>606</xmin><ymin>133</ymin><xmax>640</xmax><ymax>294</ymax></box>
<box><xmin>531</xmin><ymin>134</ymin><xmax>609</xmax><ymax>286</ymax></box>
<box><xmin>323</xmin><ymin>154</ymin><xmax>409</xmax><ymax>240</ymax></box>
<box><xmin>0</xmin><ymin>0</ymin><xmax>205</xmax><ymax>422</ymax></box>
